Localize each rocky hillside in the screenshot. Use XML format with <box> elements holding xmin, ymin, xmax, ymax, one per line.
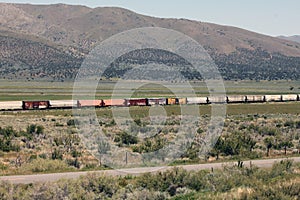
<box><xmin>0</xmin><ymin>3</ymin><xmax>299</xmax><ymax>80</ymax></box>
<box><xmin>0</xmin><ymin>30</ymin><xmax>82</xmax><ymax>81</ymax></box>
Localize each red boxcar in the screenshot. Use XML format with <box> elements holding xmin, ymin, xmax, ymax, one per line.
<box><xmin>125</xmin><ymin>98</ymin><xmax>148</xmax><ymax>106</ymax></box>
<box><xmin>22</xmin><ymin>101</ymin><xmax>50</xmax><ymax>110</ymax></box>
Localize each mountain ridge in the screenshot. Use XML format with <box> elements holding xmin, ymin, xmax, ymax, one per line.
<box><xmin>2</xmin><ymin>3</ymin><xmax>300</xmax><ymax>56</ymax></box>
<box><xmin>0</xmin><ymin>3</ymin><xmax>299</xmax><ymax>80</ymax></box>
<box><xmin>278</xmin><ymin>35</ymin><xmax>300</xmax><ymax>44</ymax></box>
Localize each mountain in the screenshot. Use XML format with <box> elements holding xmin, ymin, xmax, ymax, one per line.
<box><xmin>0</xmin><ymin>3</ymin><xmax>299</xmax><ymax>80</ymax></box>
<box><xmin>278</xmin><ymin>35</ymin><xmax>300</xmax><ymax>44</ymax></box>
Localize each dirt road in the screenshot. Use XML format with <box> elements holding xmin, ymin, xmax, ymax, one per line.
<box><xmin>1</xmin><ymin>157</ymin><xmax>299</xmax><ymax>184</ymax></box>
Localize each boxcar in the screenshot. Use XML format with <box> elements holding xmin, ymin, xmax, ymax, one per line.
<box><xmin>178</xmin><ymin>98</ymin><xmax>187</xmax><ymax>105</ymax></box>
<box><xmin>186</xmin><ymin>97</ymin><xmax>208</xmax><ymax>104</ymax></box>
<box><xmin>265</xmin><ymin>95</ymin><xmax>282</xmax><ymax>102</ymax></box>
<box><xmin>125</xmin><ymin>98</ymin><xmax>148</xmax><ymax>106</ymax></box>
<box><xmin>281</xmin><ymin>94</ymin><xmax>298</xmax><ymax>101</ymax></box>
<box><xmin>103</xmin><ymin>99</ymin><xmax>125</xmax><ymax>107</ymax></box>
<box><xmin>207</xmin><ymin>95</ymin><xmax>227</xmax><ymax>104</ymax></box>
<box><xmin>147</xmin><ymin>98</ymin><xmax>167</xmax><ymax>105</ymax></box>
<box><xmin>167</xmin><ymin>98</ymin><xmax>178</xmax><ymax>105</ymax></box>
<box><xmin>77</xmin><ymin>100</ymin><xmax>103</xmax><ymax>107</ymax></box>
<box><xmin>227</xmin><ymin>95</ymin><xmax>246</xmax><ymax>103</ymax></box>
<box><xmin>245</xmin><ymin>95</ymin><xmax>265</xmax><ymax>103</ymax></box>
<box><xmin>0</xmin><ymin>101</ymin><xmax>23</xmax><ymax>110</ymax></box>
<box><xmin>22</xmin><ymin>101</ymin><xmax>50</xmax><ymax>110</ymax></box>
<box><xmin>50</xmin><ymin>100</ymin><xmax>78</xmax><ymax>108</ymax></box>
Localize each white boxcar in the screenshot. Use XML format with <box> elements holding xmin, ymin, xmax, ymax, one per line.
<box><xmin>281</xmin><ymin>94</ymin><xmax>298</xmax><ymax>101</ymax></box>
<box><xmin>0</xmin><ymin>101</ymin><xmax>23</xmax><ymax>110</ymax></box>
<box><xmin>147</xmin><ymin>98</ymin><xmax>167</xmax><ymax>105</ymax></box>
<box><xmin>186</xmin><ymin>97</ymin><xmax>207</xmax><ymax>104</ymax></box>
<box><xmin>227</xmin><ymin>95</ymin><xmax>246</xmax><ymax>103</ymax></box>
<box><xmin>265</xmin><ymin>95</ymin><xmax>282</xmax><ymax>102</ymax></box>
<box><xmin>50</xmin><ymin>100</ymin><xmax>78</xmax><ymax>108</ymax></box>
<box><xmin>246</xmin><ymin>95</ymin><xmax>265</xmax><ymax>102</ymax></box>
<box><xmin>208</xmin><ymin>96</ymin><xmax>227</xmax><ymax>104</ymax></box>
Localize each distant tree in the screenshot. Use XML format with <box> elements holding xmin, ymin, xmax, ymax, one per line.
<box><xmin>98</xmin><ymin>139</ymin><xmax>111</xmax><ymax>166</ymax></box>
<box><xmin>264</xmin><ymin>137</ymin><xmax>274</xmax><ymax>157</ymax></box>
<box><xmin>213</xmin><ymin>137</ymin><xmax>225</xmax><ymax>160</ymax></box>
<box><xmin>278</xmin><ymin>140</ymin><xmax>293</xmax><ymax>155</ymax></box>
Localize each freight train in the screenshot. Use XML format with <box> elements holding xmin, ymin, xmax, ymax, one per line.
<box><xmin>0</xmin><ymin>94</ymin><xmax>299</xmax><ymax>110</ymax></box>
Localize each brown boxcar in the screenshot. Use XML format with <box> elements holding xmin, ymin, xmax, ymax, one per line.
<box><xmin>22</xmin><ymin>101</ymin><xmax>50</xmax><ymax>110</ymax></box>
<box><xmin>103</xmin><ymin>99</ymin><xmax>125</xmax><ymax>107</ymax></box>
<box><xmin>125</xmin><ymin>98</ymin><xmax>148</xmax><ymax>106</ymax></box>
<box><xmin>77</xmin><ymin>100</ymin><xmax>103</xmax><ymax>107</ymax></box>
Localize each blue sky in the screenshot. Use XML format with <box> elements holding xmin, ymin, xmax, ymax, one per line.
<box><xmin>2</xmin><ymin>0</ymin><xmax>300</xmax><ymax>36</ymax></box>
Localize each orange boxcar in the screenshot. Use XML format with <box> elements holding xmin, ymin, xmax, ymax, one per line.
<box><xmin>103</xmin><ymin>99</ymin><xmax>125</xmax><ymax>107</ymax></box>
<box><xmin>77</xmin><ymin>100</ymin><xmax>103</xmax><ymax>107</ymax></box>
<box><xmin>167</xmin><ymin>98</ymin><xmax>177</xmax><ymax>105</ymax></box>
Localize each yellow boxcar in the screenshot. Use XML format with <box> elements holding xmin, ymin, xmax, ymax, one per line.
<box><xmin>167</xmin><ymin>98</ymin><xmax>177</xmax><ymax>105</ymax></box>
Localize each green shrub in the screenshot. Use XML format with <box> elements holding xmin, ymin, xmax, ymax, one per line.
<box><xmin>67</xmin><ymin>119</ymin><xmax>79</xmax><ymax>126</ymax></box>
<box><xmin>0</xmin><ymin>162</ymin><xmax>8</xmax><ymax>171</ymax></box>
<box><xmin>284</xmin><ymin>120</ymin><xmax>294</xmax><ymax>127</ymax></box>
<box><xmin>51</xmin><ymin>148</ymin><xmax>63</xmax><ymax>160</ymax></box>
<box><xmin>38</xmin><ymin>153</ymin><xmax>47</xmax><ymax>159</ymax></box>
<box><xmin>114</xmin><ymin>131</ymin><xmax>138</xmax><ymax>146</ymax></box>
<box><xmin>21</xmin><ymin>159</ymin><xmax>70</xmax><ymax>173</ymax></box>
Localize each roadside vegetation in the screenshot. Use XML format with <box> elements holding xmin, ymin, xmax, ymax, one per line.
<box><xmin>0</xmin><ymin>94</ymin><xmax>299</xmax><ymax>199</ymax></box>
<box><xmin>0</xmin><ymin>109</ymin><xmax>299</xmax><ymax>175</ymax></box>
<box><xmin>0</xmin><ymin>160</ymin><xmax>300</xmax><ymax>199</ymax></box>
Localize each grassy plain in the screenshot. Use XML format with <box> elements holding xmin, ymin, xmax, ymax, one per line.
<box><xmin>0</xmin><ymin>79</ymin><xmax>299</xmax><ymax>101</ymax></box>
<box><xmin>0</xmin><ymin>102</ymin><xmax>299</xmax><ymax>176</ymax></box>
<box><xmin>0</xmin><ymin>79</ymin><xmax>299</xmax><ymax>176</ymax></box>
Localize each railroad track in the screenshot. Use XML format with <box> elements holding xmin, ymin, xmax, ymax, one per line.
<box><xmin>0</xmin><ymin>94</ymin><xmax>299</xmax><ymax>111</ymax></box>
